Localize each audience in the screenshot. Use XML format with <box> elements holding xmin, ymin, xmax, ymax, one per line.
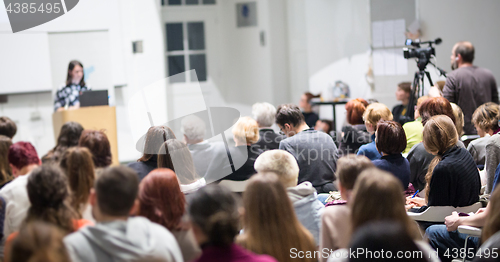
<box><xmin>252</xmin><ymin>102</ymin><xmax>284</xmax><ymax>151</ymax></box>
<box><xmin>468</xmin><ymin>103</ymin><xmax>500</xmax><ymax>168</ymax></box>
<box><xmin>64</xmin><ymin>166</ymin><xmax>183</xmax><ymax>262</ymax></box>
<box><xmin>237</xmin><ymin>174</ymin><xmax>316</xmax><ymax>262</ymax></box>
<box><xmin>407</xmin><ymin>96</ymin><xmax>461</xmax><ymax>191</ymax></box>
<box><xmin>42</xmin><ymin>121</ymin><xmax>83</xmax><ymax>164</ymax></box>
<box><xmin>158</xmin><ymin>139</ymin><xmax>206</xmax><ymax>194</ymax></box>
<box><xmin>9</xmin><ymin>221</ymin><xmax>71</xmax><ymax>262</ymax></box>
<box><xmin>338</xmin><ymin>98</ymin><xmax>371</xmax><ymax>155</ymax></box>
<box><xmin>254</xmin><ymin>150</ymin><xmax>324</xmax><ymax>245</ymax></box>
<box><xmin>136</xmin><ymin>168</ymin><xmax>201</xmax><ymax>261</ymax></box>
<box><xmin>392</xmin><ymin>82</ymin><xmax>413</xmax><ymax>125</ymax></box>
<box><xmin>277</xmin><ymin>104</ymin><xmax>338</xmax><ymax>193</ymax></box>
<box><xmin>314</xmin><ymin>119</ymin><xmax>333</xmax><ymax>134</ymax></box>
<box><xmin>320</xmin><ymin>155</ymin><xmax>374</xmax><ymax>262</ymax></box>
<box><xmin>188</xmin><ymin>185</ymin><xmax>277</xmax><ymax>262</ymax></box>
<box><xmin>299</xmin><ymin>92</ymin><xmax>320</xmax><ymax>128</ymax></box>
<box><xmin>451</xmin><ymin>102</ymin><xmax>465</xmax><ymax>137</ymax></box>
<box><xmin>407</xmin><ymin>115</ymin><xmax>480</xmax><ymax>213</ymax></box>
<box><xmin>78</xmin><ymin>130</ymin><xmax>112</xmax><ymax>175</ymax></box>
<box><xmin>0</xmin><ymin>117</ymin><xmax>16</xmax><ymax>139</ymax></box>
<box><xmin>484</xmin><ymin>109</ymin><xmax>500</xmax><ymax>193</ymax></box>
<box><xmin>0</xmin><ymin>136</ymin><xmax>12</xmax><ymax>188</ymax></box>
<box><xmin>357</xmin><ymin>102</ymin><xmax>393</xmax><ymax>160</ymax></box>
<box><xmin>402</xmin><ymin>96</ymin><xmax>429</xmax><ymax>154</ymax></box>
<box><xmin>129</xmin><ymin>125</ymin><xmax>176</xmax><ymax>181</ymax></box>
<box><xmin>476</xmin><ymin>186</ymin><xmax>500</xmax><ymax>260</ymax></box>
<box><xmin>59</xmin><ymin>147</ymin><xmax>95</xmax><ymax>221</ymax></box>
<box><xmin>373</xmin><ymin>120</ymin><xmax>410</xmax><ymax>190</ymax></box>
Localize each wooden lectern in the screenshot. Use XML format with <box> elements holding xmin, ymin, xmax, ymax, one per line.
<box><xmin>52</xmin><ymin>106</ymin><xmax>119</xmax><ymax>166</ymax></box>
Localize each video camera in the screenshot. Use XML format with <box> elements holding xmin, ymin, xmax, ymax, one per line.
<box><xmin>403</xmin><ymin>38</ymin><xmax>442</xmax><ymax>71</ymax></box>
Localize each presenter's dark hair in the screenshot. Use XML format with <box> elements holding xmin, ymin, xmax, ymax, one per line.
<box><xmin>66</xmin><ymin>60</ymin><xmax>86</xmax><ymax>87</ymax></box>
<box><xmin>138</xmin><ymin>126</ymin><xmax>176</xmax><ymax>162</ymax></box>
<box><xmin>95</xmin><ymin>166</ymin><xmax>139</xmax><ymax>216</ymax></box>
<box><xmin>78</xmin><ymin>130</ymin><xmax>112</xmax><ymax>168</ymax></box>
<box><xmin>0</xmin><ymin>116</ymin><xmax>17</xmax><ymax>139</ymax></box>
<box><xmin>275</xmin><ymin>104</ymin><xmax>305</xmax><ymax>127</ymax></box>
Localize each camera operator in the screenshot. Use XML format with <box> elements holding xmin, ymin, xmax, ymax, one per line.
<box><xmin>442</xmin><ymin>41</ymin><xmax>499</xmax><ymax>135</ymax></box>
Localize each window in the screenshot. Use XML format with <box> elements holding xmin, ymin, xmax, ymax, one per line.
<box><xmin>162</xmin><ymin>0</ymin><xmax>215</xmax><ymax>6</ymax></box>
<box><xmin>165</xmin><ymin>22</ymin><xmax>207</xmax><ymax>83</ymax></box>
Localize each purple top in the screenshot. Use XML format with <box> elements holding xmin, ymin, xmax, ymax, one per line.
<box><xmin>193</xmin><ymin>243</ymin><xmax>277</xmax><ymax>262</ymax></box>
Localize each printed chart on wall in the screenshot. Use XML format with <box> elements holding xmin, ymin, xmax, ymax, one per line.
<box><xmin>372</xmin><ymin>19</ymin><xmax>408</xmax><ymax>76</ymax></box>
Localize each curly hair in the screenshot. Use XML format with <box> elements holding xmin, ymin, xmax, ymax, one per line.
<box><xmin>78</xmin><ymin>130</ymin><xmax>112</xmax><ymax>168</ymax></box>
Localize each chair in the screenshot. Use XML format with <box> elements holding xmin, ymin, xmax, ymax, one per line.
<box><xmin>407</xmin><ymin>202</ymin><xmax>482</xmax><ymax>222</ymax></box>
<box><xmin>450</xmin><ymin>225</ymin><xmax>482</xmax><ymax>262</ymax></box>
<box><xmin>218</xmin><ymin>179</ymin><xmax>249</xmax><ymax>193</ymax></box>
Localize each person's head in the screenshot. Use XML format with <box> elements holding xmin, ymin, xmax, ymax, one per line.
<box><xmin>188</xmin><ymin>185</ymin><xmax>240</xmax><ymax>247</ymax></box>
<box><xmin>375</xmin><ymin>120</ymin><xmax>406</xmax><ymax>155</ymax></box>
<box><xmin>26</xmin><ymin>165</ymin><xmax>76</xmax><ymax>234</ymax></box>
<box><xmin>482</xmin><ymin>186</ymin><xmax>500</xmax><ymax>242</ymax></box>
<box><xmin>9</xmin><ymin>221</ymin><xmax>71</xmax><ymax>262</ymax></box>
<box><xmin>315</xmin><ymin>119</ymin><xmax>333</xmax><ymax>134</ymax></box>
<box><xmin>8</xmin><ymin>142</ymin><xmax>40</xmax><ymax>177</ymax></box>
<box><xmin>362</xmin><ymin>103</ymin><xmax>393</xmax><ymax>133</ymax></box>
<box><xmin>239</xmin><ymin>174</ymin><xmax>315</xmax><ymax>261</ymax></box>
<box><xmin>450</xmin><ymin>103</ymin><xmax>465</xmax><ymax>136</ymax></box>
<box><xmin>138</xmin><ymin>168</ymin><xmax>185</xmax><ymax>231</ymax></box>
<box><xmin>414</xmin><ymin>96</ymin><xmax>430</xmax><ymax>119</ymax></box>
<box><xmin>158</xmin><ymin>139</ymin><xmax>200</xmax><ymax>184</ymax></box>
<box><xmin>348</xmin><ymin>221</ymin><xmax>427</xmax><ymax>262</ymax></box>
<box><xmin>299</xmin><ymin>92</ymin><xmax>320</xmax><ymax>111</ymax></box>
<box><xmin>252</xmin><ymin>102</ymin><xmax>277</xmax><ymax>128</ymax></box>
<box><xmin>275</xmin><ymin>104</ymin><xmax>306</xmax><ymax>137</ymax></box>
<box><xmin>451</xmin><ymin>41</ymin><xmax>474</xmax><ymax>70</ymax></box>
<box><xmin>395</xmin><ymin>82</ymin><xmax>411</xmax><ymax>104</ymax></box>
<box><xmin>48</xmin><ymin>122</ymin><xmax>84</xmax><ymax>163</ymax></box>
<box><xmin>232</xmin><ymin>116</ymin><xmax>259</xmax><ymax>146</ymax></box>
<box><xmin>418</xmin><ymin>97</ymin><xmax>455</xmax><ymax>126</ymax></box>
<box><xmin>254</xmin><ymin>149</ymin><xmax>299</xmax><ymax>188</ymax></box>
<box><xmin>90</xmin><ymin>166</ymin><xmax>139</xmax><ymax>221</ymax></box>
<box><xmin>138</xmin><ymin>125</ymin><xmax>176</xmax><ymax>162</ymax></box>
<box><xmin>335</xmin><ymin>155</ymin><xmax>374</xmax><ymax>201</ymax></box>
<box><xmin>0</xmin><ymin>116</ymin><xmax>17</xmax><ymax>139</ymax></box>
<box><xmin>345</xmin><ymin>98</ymin><xmax>369</xmax><ymax>125</ymax></box>
<box><xmin>59</xmin><ymin>147</ymin><xmax>95</xmax><ymax>216</ymax></box>
<box><xmin>350</xmin><ymin>168</ymin><xmax>420</xmax><ymax>240</ymax></box>
<box><xmin>472</xmin><ymin>102</ymin><xmax>500</xmax><ymax>137</ymax></box>
<box><xmin>0</xmin><ymin>135</ymin><xmax>13</xmax><ymax>184</ymax></box>
<box><xmin>78</xmin><ymin>130</ymin><xmax>112</xmax><ymax>168</ymax></box>
<box><xmin>66</xmin><ymin>60</ymin><xmax>85</xmax><ymax>87</ymax></box>
<box><xmin>181</xmin><ymin>115</ymin><xmax>206</xmax><ymax>145</ymax></box>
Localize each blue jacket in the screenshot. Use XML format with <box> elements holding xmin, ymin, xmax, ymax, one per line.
<box><xmin>357</xmin><ymin>134</ymin><xmax>382</xmax><ymax>160</ymax></box>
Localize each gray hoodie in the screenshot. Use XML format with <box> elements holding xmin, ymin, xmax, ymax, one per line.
<box><xmin>64</xmin><ymin>217</ymin><xmax>183</xmax><ymax>262</ymax></box>
<box><xmin>287</xmin><ymin>182</ymin><xmax>325</xmax><ymax>245</ymax></box>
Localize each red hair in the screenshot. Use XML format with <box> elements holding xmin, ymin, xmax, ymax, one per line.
<box><xmin>418</xmin><ymin>97</ymin><xmax>455</xmax><ymax>126</ymax></box>
<box><xmin>137</xmin><ymin>168</ymin><xmax>185</xmax><ymax>231</ymax></box>
<box><xmin>8</xmin><ymin>142</ymin><xmax>39</xmax><ymax>169</ymax></box>
<box><xmin>345</xmin><ymin>98</ymin><xmax>369</xmax><ymax>125</ymax></box>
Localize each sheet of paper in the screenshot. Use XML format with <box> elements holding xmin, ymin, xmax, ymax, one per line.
<box><xmin>394</xmin><ymin>19</ymin><xmax>406</xmax><ymax>46</ymax></box>
<box><xmin>383</xmin><ymin>49</ymin><xmax>396</xmax><ymax>75</ymax></box>
<box><xmin>395</xmin><ymin>48</ymin><xmax>408</xmax><ymax>75</ymax></box>
<box><xmin>372</xmin><ymin>21</ymin><xmax>384</xmax><ymax>48</ymax></box>
<box><xmin>372</xmin><ymin>49</ymin><xmax>385</xmax><ymax>76</ymax></box>
<box><xmin>383</xmin><ymin>20</ymin><xmax>395</xmax><ymax>47</ymax></box>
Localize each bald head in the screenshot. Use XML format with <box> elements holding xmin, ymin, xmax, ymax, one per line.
<box><xmin>453</xmin><ymin>41</ymin><xmax>475</xmax><ymax>64</ymax></box>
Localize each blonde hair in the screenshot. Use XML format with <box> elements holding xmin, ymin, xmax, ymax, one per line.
<box><xmin>472</xmin><ymin>102</ymin><xmax>500</xmax><ymax>133</ymax></box>
<box><xmin>451</xmin><ymin>103</ymin><xmax>464</xmax><ymax>136</ymax></box>
<box><xmin>232</xmin><ymin>117</ymin><xmax>260</xmax><ymax>145</ymax></box>
<box><xmin>254</xmin><ymin>150</ymin><xmax>298</xmax><ymax>187</ymax></box>
<box><xmin>350</xmin><ymin>168</ymin><xmax>421</xmax><ymax>240</ymax></box>
<box><xmin>362</xmin><ymin>103</ymin><xmax>393</xmax><ymax>127</ymax></box>
<box><xmin>423</xmin><ymin>115</ymin><xmax>458</xmax><ymax>200</ymax></box>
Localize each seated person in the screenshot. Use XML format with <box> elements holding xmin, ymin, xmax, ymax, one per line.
<box><xmin>475</xmin><ymin>188</ymin><xmax>500</xmax><ymax>260</ymax></box>
<box><xmin>64</xmin><ymin>166</ymin><xmax>183</xmax><ymax>262</ymax></box>
<box><xmin>299</xmin><ymin>92</ymin><xmax>320</xmax><ymax>128</ymax></box>
<box><xmin>483</xmin><ymin>104</ymin><xmax>500</xmax><ymax>194</ymax></box>
<box><xmin>402</xmin><ymin>96</ymin><xmax>429</xmax><ymax>154</ymax></box>
<box><xmin>320</xmin><ymin>155</ymin><xmax>373</xmax><ymax>262</ymax></box>
<box><xmin>468</xmin><ymin>102</ymin><xmax>500</xmax><ymax>168</ymax></box>
<box><xmin>357</xmin><ymin>103</ymin><xmax>393</xmax><ymax>160</ymax></box>
<box><xmin>79</xmin><ymin>130</ymin><xmax>112</xmax><ymax>176</ymax></box>
<box><xmin>407</xmin><ymin>97</ymin><xmax>464</xmax><ymax>192</ymax></box>
<box><xmin>373</xmin><ymin>120</ymin><xmax>410</xmax><ymax>190</ymax></box>
<box><xmin>451</xmin><ymin>103</ymin><xmax>465</xmax><ymax>137</ymax></box>
<box><xmin>254</xmin><ymin>149</ymin><xmax>324</xmax><ymax>245</ymax></box>
<box><xmin>315</xmin><ymin>119</ymin><xmax>333</xmax><ymax>134</ymax></box>
<box><xmin>407</xmin><ymin>115</ymin><xmax>480</xmax><ymax>213</ymax></box>
<box><xmin>392</xmin><ymin>82</ymin><xmax>413</xmax><ymax>125</ymax></box>
<box><xmin>338</xmin><ymin>98</ymin><xmax>371</xmax><ymax>156</ymax></box>
<box><xmin>0</xmin><ymin>116</ymin><xmax>17</xmax><ymax>139</ymax></box>
<box><xmin>277</xmin><ymin>104</ymin><xmax>339</xmax><ymax>193</ymax></box>
<box><xmin>252</xmin><ymin>102</ymin><xmax>284</xmax><ymax>151</ymax></box>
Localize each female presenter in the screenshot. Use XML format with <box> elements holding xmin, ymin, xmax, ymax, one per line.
<box><xmin>54</xmin><ymin>60</ymin><xmax>90</xmax><ymax>111</ymax></box>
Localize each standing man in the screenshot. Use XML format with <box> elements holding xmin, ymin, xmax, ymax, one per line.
<box><xmin>276</xmin><ymin>104</ymin><xmax>338</xmax><ymax>194</ymax></box>
<box><xmin>443</xmin><ymin>41</ymin><xmax>499</xmax><ymax>135</ymax></box>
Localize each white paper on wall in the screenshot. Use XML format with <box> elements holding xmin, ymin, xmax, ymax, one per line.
<box><xmin>373</xmin><ymin>49</ymin><xmax>385</xmax><ymax>76</ymax></box>
<box><xmin>394</xmin><ymin>19</ymin><xmax>406</xmax><ymax>46</ymax></box>
<box><xmin>384</xmin><ymin>49</ymin><xmax>396</xmax><ymax>75</ymax></box>
<box><xmin>395</xmin><ymin>48</ymin><xmax>408</xmax><ymax>75</ymax></box>
<box><xmin>383</xmin><ymin>20</ymin><xmax>395</xmax><ymax>47</ymax></box>
<box><xmin>372</xmin><ymin>21</ymin><xmax>384</xmax><ymax>48</ymax></box>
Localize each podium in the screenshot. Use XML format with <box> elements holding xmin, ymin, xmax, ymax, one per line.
<box><xmin>52</xmin><ymin>106</ymin><xmax>119</xmax><ymax>166</ymax></box>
